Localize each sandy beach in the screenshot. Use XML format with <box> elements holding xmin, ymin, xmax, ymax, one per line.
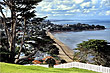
<box><xmin>46</xmin><ymin>31</ymin><xmax>74</xmax><ymax>62</ymax></box>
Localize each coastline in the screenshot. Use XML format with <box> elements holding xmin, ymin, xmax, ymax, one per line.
<box><xmin>51</xmin><ymin>29</ymin><xmax>106</xmax><ymax>34</ymax></box>
<box><xmin>46</xmin><ymin>31</ymin><xmax>74</xmax><ymax>62</ymax></box>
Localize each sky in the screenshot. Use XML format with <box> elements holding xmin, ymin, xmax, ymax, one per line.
<box><xmin>36</xmin><ymin>0</ymin><xmax>110</xmax><ymax>20</ymax></box>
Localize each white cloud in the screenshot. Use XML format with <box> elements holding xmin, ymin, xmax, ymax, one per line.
<box><xmin>73</xmin><ymin>0</ymin><xmax>84</xmax><ymax>4</ymax></box>
<box><xmin>46</xmin><ymin>14</ymin><xmax>51</xmax><ymax>16</ymax></box>
<box><xmin>36</xmin><ymin>13</ymin><xmax>44</xmax><ymax>17</ymax></box>
<box><xmin>37</xmin><ymin>0</ymin><xmax>75</xmax><ymax>12</ymax></box>
<box><xmin>91</xmin><ymin>0</ymin><xmax>98</xmax><ymax>4</ymax></box>
<box><xmin>80</xmin><ymin>2</ymin><xmax>91</xmax><ymax>8</ymax></box>
<box><xmin>67</xmin><ymin>9</ymin><xmax>80</xmax><ymax>13</ymax></box>
<box><xmin>83</xmin><ymin>9</ymin><xmax>90</xmax><ymax>13</ymax></box>
<box><xmin>61</xmin><ymin>4</ymin><xmax>76</xmax><ymax>10</ymax></box>
<box><xmin>91</xmin><ymin>6</ymin><xmax>97</xmax><ymax>10</ymax></box>
<box><xmin>57</xmin><ymin>4</ymin><xmax>72</xmax><ymax>10</ymax></box>
<box><xmin>106</xmin><ymin>11</ymin><xmax>110</xmax><ymax>15</ymax></box>
<box><xmin>57</xmin><ymin>0</ymin><xmax>71</xmax><ymax>4</ymax></box>
<box><xmin>37</xmin><ymin>1</ymin><xmax>49</xmax><ymax>7</ymax></box>
<box><xmin>35</xmin><ymin>0</ymin><xmax>110</xmax><ymax>19</ymax></box>
<box><xmin>98</xmin><ymin>11</ymin><xmax>110</xmax><ymax>16</ymax></box>
<box><xmin>98</xmin><ymin>12</ymin><xmax>103</xmax><ymax>16</ymax></box>
<box><xmin>51</xmin><ymin>12</ymin><xmax>59</xmax><ymax>14</ymax></box>
<box><xmin>43</xmin><ymin>8</ymin><xmax>52</xmax><ymax>12</ymax></box>
<box><xmin>65</xmin><ymin>14</ymin><xmax>72</xmax><ymax>15</ymax></box>
<box><xmin>53</xmin><ymin>14</ymin><xmax>61</xmax><ymax>16</ymax></box>
<box><xmin>92</xmin><ymin>6</ymin><xmax>95</xmax><ymax>9</ymax></box>
<box><xmin>100</xmin><ymin>0</ymin><xmax>110</xmax><ymax>7</ymax></box>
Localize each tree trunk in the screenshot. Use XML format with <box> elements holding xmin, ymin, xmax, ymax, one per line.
<box><xmin>8</xmin><ymin>1</ymin><xmax>16</xmax><ymax>63</ymax></box>
<box><xmin>0</xmin><ymin>5</ymin><xmax>16</xmax><ymax>63</ymax></box>
<box><xmin>15</xmin><ymin>17</ymin><xmax>26</xmax><ymax>63</ymax></box>
<box><xmin>0</xmin><ymin>9</ymin><xmax>11</xmax><ymax>49</ymax></box>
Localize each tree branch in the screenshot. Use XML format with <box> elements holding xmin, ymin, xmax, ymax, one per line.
<box><xmin>3</xmin><ymin>0</ymin><xmax>13</xmax><ymax>7</ymax></box>
<box><xmin>14</xmin><ymin>49</ymin><xmax>38</xmax><ymax>64</ymax></box>
<box><xmin>0</xmin><ymin>8</ymin><xmax>11</xmax><ymax>46</ymax></box>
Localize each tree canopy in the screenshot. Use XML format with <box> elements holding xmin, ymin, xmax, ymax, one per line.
<box><xmin>75</xmin><ymin>39</ymin><xmax>110</xmax><ymax>67</ymax></box>
<box><xmin>0</xmin><ymin>0</ymin><xmax>43</xmax><ymax>63</ymax></box>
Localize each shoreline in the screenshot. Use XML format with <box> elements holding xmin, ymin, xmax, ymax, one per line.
<box><xmin>51</xmin><ymin>28</ymin><xmax>106</xmax><ymax>34</ymax></box>
<box><xmin>46</xmin><ymin>31</ymin><xmax>74</xmax><ymax>62</ymax></box>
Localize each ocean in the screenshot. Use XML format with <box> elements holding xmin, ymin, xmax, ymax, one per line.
<box><xmin>52</xmin><ymin>20</ymin><xmax>110</xmax><ymax>50</ymax></box>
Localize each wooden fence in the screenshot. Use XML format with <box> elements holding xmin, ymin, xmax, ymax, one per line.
<box><xmin>54</xmin><ymin>62</ymin><xmax>110</xmax><ymax>73</ymax></box>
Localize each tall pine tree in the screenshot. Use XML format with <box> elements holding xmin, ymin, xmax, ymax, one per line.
<box><xmin>0</xmin><ymin>0</ymin><xmax>42</xmax><ymax>63</ymax></box>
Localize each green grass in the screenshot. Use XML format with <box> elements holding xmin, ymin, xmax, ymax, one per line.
<box><xmin>0</xmin><ymin>62</ymin><xmax>101</xmax><ymax>73</ymax></box>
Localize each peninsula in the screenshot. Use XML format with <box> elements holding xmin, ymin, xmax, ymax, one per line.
<box><xmin>47</xmin><ymin>22</ymin><xmax>106</xmax><ymax>32</ymax></box>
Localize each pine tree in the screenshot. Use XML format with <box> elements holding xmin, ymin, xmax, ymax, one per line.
<box><xmin>0</xmin><ymin>0</ymin><xmax>42</xmax><ymax>63</ymax></box>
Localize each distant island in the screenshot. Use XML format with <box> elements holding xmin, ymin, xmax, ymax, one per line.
<box><xmin>46</xmin><ymin>22</ymin><xmax>106</xmax><ymax>32</ymax></box>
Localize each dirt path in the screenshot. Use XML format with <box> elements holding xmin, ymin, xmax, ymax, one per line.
<box><xmin>46</xmin><ymin>32</ymin><xmax>74</xmax><ymax>62</ymax></box>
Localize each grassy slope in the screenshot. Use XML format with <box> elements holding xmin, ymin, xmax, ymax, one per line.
<box><xmin>0</xmin><ymin>62</ymin><xmax>100</xmax><ymax>73</ymax></box>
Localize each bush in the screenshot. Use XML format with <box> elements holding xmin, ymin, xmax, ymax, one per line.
<box><xmin>45</xmin><ymin>58</ymin><xmax>56</xmax><ymax>68</ymax></box>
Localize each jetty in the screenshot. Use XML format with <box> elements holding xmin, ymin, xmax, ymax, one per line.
<box><xmin>46</xmin><ymin>32</ymin><xmax>74</xmax><ymax>62</ymax></box>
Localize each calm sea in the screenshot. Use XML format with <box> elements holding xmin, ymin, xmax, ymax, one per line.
<box><xmin>52</xmin><ymin>20</ymin><xmax>110</xmax><ymax>49</ymax></box>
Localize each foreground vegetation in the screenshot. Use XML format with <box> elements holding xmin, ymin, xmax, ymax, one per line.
<box><xmin>0</xmin><ymin>62</ymin><xmax>100</xmax><ymax>73</ymax></box>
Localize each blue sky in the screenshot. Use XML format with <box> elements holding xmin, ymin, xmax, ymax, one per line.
<box><xmin>36</xmin><ymin>0</ymin><xmax>110</xmax><ymax>20</ymax></box>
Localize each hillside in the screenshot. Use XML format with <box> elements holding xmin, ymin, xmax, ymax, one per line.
<box><xmin>0</xmin><ymin>62</ymin><xmax>100</xmax><ymax>73</ymax></box>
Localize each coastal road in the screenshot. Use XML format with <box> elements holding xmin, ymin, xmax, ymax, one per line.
<box><xmin>46</xmin><ymin>32</ymin><xmax>74</xmax><ymax>63</ymax></box>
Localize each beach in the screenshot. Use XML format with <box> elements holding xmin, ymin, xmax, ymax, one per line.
<box><xmin>46</xmin><ymin>31</ymin><xmax>74</xmax><ymax>62</ymax></box>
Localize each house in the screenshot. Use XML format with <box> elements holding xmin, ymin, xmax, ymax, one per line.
<box><xmin>32</xmin><ymin>60</ymin><xmax>42</xmax><ymax>64</ymax></box>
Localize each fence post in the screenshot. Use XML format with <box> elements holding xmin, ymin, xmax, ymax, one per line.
<box><xmin>108</xmin><ymin>68</ymin><xmax>110</xmax><ymax>73</ymax></box>
<box><xmin>99</xmin><ymin>65</ymin><xmax>102</xmax><ymax>72</ymax></box>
